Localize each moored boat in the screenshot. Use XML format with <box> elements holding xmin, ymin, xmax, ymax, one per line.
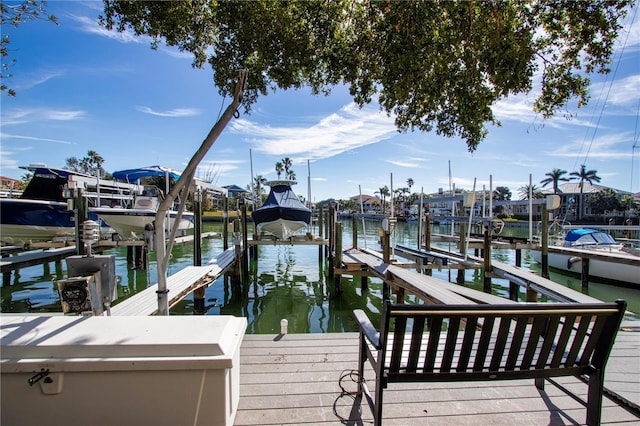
<box><xmin>530</xmin><ymin>227</ymin><xmax>640</xmax><ymax>286</ymax></box>
<box><xmin>0</xmin><ymin>165</ymin><xmax>136</xmax><ymax>245</ymax></box>
<box><xmin>92</xmin><ymin>166</ymin><xmax>195</xmax><ymax>239</ymax></box>
<box><xmin>252</xmin><ymin>180</ymin><xmax>311</xmax><ymax>240</ymax></box>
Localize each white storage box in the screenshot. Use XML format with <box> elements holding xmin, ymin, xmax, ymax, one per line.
<box><xmin>1</xmin><ymin>315</ymin><xmax>247</xmax><ymax>426</ymax></box>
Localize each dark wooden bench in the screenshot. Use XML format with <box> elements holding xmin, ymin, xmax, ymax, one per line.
<box><xmin>354</xmin><ymin>300</ymin><xmax>626</xmax><ymax>426</ymax></box>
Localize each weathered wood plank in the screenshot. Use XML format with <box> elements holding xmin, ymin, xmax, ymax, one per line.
<box><xmin>236</xmin><ymin>332</ymin><xmax>640</xmax><ymax>425</ymax></box>
<box><xmin>110</xmin><ymin>248</ymin><xmax>235</xmax><ymax>316</ymax></box>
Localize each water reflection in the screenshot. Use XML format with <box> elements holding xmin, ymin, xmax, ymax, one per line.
<box><xmin>1</xmin><ymin>219</ymin><xmax>638</xmax><ymax>330</ymax></box>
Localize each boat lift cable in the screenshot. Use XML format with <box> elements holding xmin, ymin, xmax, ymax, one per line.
<box><xmin>579</xmin><ymin>5</ymin><xmax>635</xmax><ymax>168</ymax></box>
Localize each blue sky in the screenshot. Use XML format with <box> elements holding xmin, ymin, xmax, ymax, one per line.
<box><xmin>1</xmin><ymin>1</ymin><xmax>639</xmax><ymax>202</ymax></box>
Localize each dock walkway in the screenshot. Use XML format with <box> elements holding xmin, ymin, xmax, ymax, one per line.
<box><xmin>0</xmin><ymin>246</ymin><xmax>76</xmax><ymax>273</ymax></box>
<box><xmin>235</xmin><ymin>324</ymin><xmax>640</xmax><ymax>425</ymax></box>
<box><xmin>110</xmin><ymin>248</ymin><xmax>235</xmax><ymax>316</ymax></box>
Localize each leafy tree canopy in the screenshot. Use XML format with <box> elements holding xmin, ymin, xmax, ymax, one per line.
<box><xmin>101</xmin><ymin>0</ymin><xmax>631</xmax><ymax>151</ymax></box>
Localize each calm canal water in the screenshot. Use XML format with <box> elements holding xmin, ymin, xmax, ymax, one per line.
<box><xmin>2</xmin><ymin>219</ymin><xmax>638</xmax><ymax>333</ymax></box>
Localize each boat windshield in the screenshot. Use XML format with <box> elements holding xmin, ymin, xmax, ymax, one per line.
<box><xmin>564</xmin><ymin>229</ymin><xmax>618</xmax><ymax>247</ymax></box>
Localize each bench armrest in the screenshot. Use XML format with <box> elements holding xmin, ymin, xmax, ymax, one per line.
<box><xmin>353</xmin><ymin>309</ymin><xmax>381</xmax><ymax>349</ymax></box>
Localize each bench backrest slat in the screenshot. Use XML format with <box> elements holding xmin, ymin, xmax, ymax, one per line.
<box><xmin>381</xmin><ymin>301</ymin><xmax>626</xmax><ymax>381</ymax></box>
<box><xmin>407</xmin><ymin>316</ymin><xmax>426</xmax><ymax>372</ymax></box>
<box><xmin>473</xmin><ymin>316</ymin><xmax>495</xmax><ymax>372</ymax></box>
<box><xmin>506</xmin><ymin>317</ymin><xmax>527</xmax><ymax>369</ymax></box>
<box><xmin>423</xmin><ymin>318</ymin><xmax>442</xmax><ymax>372</ymax></box>
<box><xmin>441</xmin><ymin>317</ymin><xmax>460</xmax><ymax>372</ymax></box>
<box><xmin>457</xmin><ymin>317</ymin><xmax>478</xmax><ymax>372</ymax></box>
<box><xmin>490</xmin><ymin>316</ymin><xmax>512</xmax><ymax>371</ymax></box>
<box><xmin>566</xmin><ymin>316</ymin><xmax>591</xmax><ymax>367</ymax></box>
<box><xmin>550</xmin><ymin>315</ymin><xmax>576</xmax><ymax>368</ymax></box>
<box><xmin>535</xmin><ymin>316</ymin><xmax>561</xmax><ymax>369</ymax></box>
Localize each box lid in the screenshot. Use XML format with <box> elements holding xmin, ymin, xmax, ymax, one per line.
<box><xmin>1</xmin><ymin>315</ymin><xmax>247</xmax><ymax>361</ymax></box>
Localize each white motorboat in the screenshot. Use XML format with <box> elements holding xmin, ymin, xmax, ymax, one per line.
<box><xmin>251</xmin><ymin>180</ymin><xmax>311</xmax><ymax>240</ymax></box>
<box><xmin>0</xmin><ymin>165</ymin><xmax>136</xmax><ymax>245</ymax></box>
<box><xmin>92</xmin><ymin>166</ymin><xmax>194</xmax><ymax>239</ymax></box>
<box><xmin>530</xmin><ymin>227</ymin><xmax>640</xmax><ymax>286</ymax></box>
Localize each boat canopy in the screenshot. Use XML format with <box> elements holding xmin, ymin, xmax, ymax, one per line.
<box><xmin>564</xmin><ymin>228</ymin><xmax>618</xmax><ymax>247</ymax></box>
<box><xmin>112</xmin><ymin>166</ymin><xmax>182</xmax><ymax>183</ymax></box>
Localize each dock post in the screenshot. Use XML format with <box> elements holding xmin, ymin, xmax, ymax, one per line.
<box><xmin>328</xmin><ymin>204</ymin><xmax>335</xmax><ymax>278</ymax></box>
<box><xmin>241</xmin><ymin>201</ymin><xmax>249</xmax><ymax>278</ymax></box>
<box><xmin>541</xmin><ymin>205</ymin><xmax>549</xmax><ymax>278</ymax></box>
<box><xmin>43</xmin><ymin>261</ymin><xmax>50</xmax><ymax>277</ymax></box>
<box><xmin>334</xmin><ymin>222</ymin><xmax>343</xmax><ymax>293</ymax></box>
<box><xmin>581</xmin><ymin>258</ymin><xmax>590</xmax><ymax>288</ymax></box>
<box><xmin>127</xmin><ymin>246</ymin><xmax>134</xmax><ymax>267</ymax></box>
<box><xmin>509</xmin><ymin>249</ymin><xmax>521</xmax><ymax>300</ymax></box>
<box><xmin>424</xmin><ymin>214</ymin><xmax>431</xmax><ymax>251</ymax></box>
<box><xmin>194</xmin><ymin>287</ymin><xmax>206</xmax><ymax>314</ymax></box>
<box><xmin>352</xmin><ymin>216</ymin><xmax>358</xmax><ymax>249</ymax></box>
<box><xmin>483</xmin><ymin>227</ymin><xmax>492</xmax><ymax>292</ymax></box>
<box><xmin>233</xmin><ymin>219</ymin><xmax>242</xmax><ymax>281</ymax></box>
<box><xmin>193</xmin><ymin>192</ymin><xmax>202</xmax><ymax>267</ymax></box>
<box><xmin>318</xmin><ymin>204</ymin><xmax>324</xmax><ymax>261</ymax></box>
<box><xmin>457</xmin><ymin>222</ymin><xmax>466</xmax><ymax>284</ymax></box>
<box><xmin>74</xmin><ymin>189</ymin><xmax>87</xmax><ymax>256</ymax></box>
<box><xmin>223</xmin><ymin>197</ymin><xmax>229</xmax><ymax>251</ymax></box>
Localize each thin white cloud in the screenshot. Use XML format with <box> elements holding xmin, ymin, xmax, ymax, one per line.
<box><xmin>18</xmin><ymin>71</ymin><xmax>65</xmax><ymax>91</ymax></box>
<box><xmin>386</xmin><ymin>159</ymin><xmax>424</xmax><ymax>168</ymax></box>
<box><xmin>136</xmin><ymin>106</ymin><xmax>201</xmax><ymax>117</ymax></box>
<box><xmin>230</xmin><ymin>103</ymin><xmax>397</xmax><ymax>162</ymax></box>
<box><xmin>71</xmin><ymin>14</ymin><xmax>147</xmax><ymax>44</ymax></box>
<box><xmin>0</xmin><ymin>133</ymin><xmax>75</xmax><ymax>145</ymax></box>
<box><xmin>546</xmin><ymin>132</ymin><xmax>634</xmax><ymax>160</ymax></box>
<box><xmin>1</xmin><ymin>108</ymin><xmax>85</xmax><ymax>125</ymax></box>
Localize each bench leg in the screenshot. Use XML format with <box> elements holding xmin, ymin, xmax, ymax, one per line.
<box><xmin>586</xmin><ymin>370</ymin><xmax>604</xmax><ymax>426</ymax></box>
<box><xmin>535</xmin><ymin>377</ymin><xmax>545</xmax><ymax>390</ymax></box>
<box><xmin>358</xmin><ymin>333</ymin><xmax>366</xmax><ymax>394</ymax></box>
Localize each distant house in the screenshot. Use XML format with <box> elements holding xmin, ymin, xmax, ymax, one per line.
<box><xmin>349</xmin><ymin>194</ymin><xmax>381</xmax><ymax>213</ymax></box>
<box><xmin>0</xmin><ymin>176</ymin><xmax>22</xmax><ymax>198</ymax></box>
<box><xmin>223</xmin><ymin>184</ymin><xmax>248</xmax><ymax>198</ymax></box>
<box><xmin>541</xmin><ymin>182</ymin><xmax>634</xmax><ymax>220</ymax></box>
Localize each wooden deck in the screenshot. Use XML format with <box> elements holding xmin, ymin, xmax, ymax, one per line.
<box><xmin>236</xmin><ymin>324</ymin><xmax>640</xmax><ymax>425</ymax></box>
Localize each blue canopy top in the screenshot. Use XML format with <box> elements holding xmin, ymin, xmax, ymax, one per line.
<box><xmin>112</xmin><ymin>166</ymin><xmax>182</xmax><ymax>183</ymax></box>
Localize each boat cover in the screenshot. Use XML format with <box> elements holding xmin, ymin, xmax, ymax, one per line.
<box><xmin>112</xmin><ymin>166</ymin><xmax>182</xmax><ymax>183</ymax></box>
<box><xmin>564</xmin><ymin>228</ymin><xmax>617</xmax><ymax>246</ymax></box>
<box><xmin>252</xmin><ymin>183</ymin><xmax>311</xmax><ymax>231</ymax></box>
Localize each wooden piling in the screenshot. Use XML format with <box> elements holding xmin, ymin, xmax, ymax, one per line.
<box><xmin>581</xmin><ymin>258</ymin><xmax>590</xmax><ymax>288</ymax></box>
<box><xmin>541</xmin><ymin>204</ymin><xmax>549</xmax><ymax>279</ymax></box>
<box><xmin>352</xmin><ymin>216</ymin><xmax>358</xmax><ymax>249</ymax></box>
<box><xmin>509</xmin><ymin>249</ymin><xmax>521</xmax><ymax>300</ymax></box>
<box><xmin>318</xmin><ymin>205</ymin><xmax>324</xmax><ymax>261</ymax></box>
<box><xmin>334</xmin><ymin>222</ymin><xmax>343</xmax><ymax>294</ymax></box>
<box><xmin>483</xmin><ymin>228</ymin><xmax>492</xmax><ymax>292</ymax></box>
<box><xmin>457</xmin><ymin>222</ymin><xmax>466</xmax><ymax>284</ymax></box>
<box><xmin>223</xmin><ymin>197</ymin><xmax>229</xmax><ymax>251</ymax></box>
<box><xmin>193</xmin><ymin>196</ymin><xmax>202</xmax><ymax>267</ymax></box>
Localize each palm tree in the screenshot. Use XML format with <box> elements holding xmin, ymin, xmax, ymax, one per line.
<box><xmin>282</xmin><ymin>157</ymin><xmax>292</xmax><ymax>175</ymax></box>
<box><xmin>540</xmin><ymin>168</ymin><xmax>571</xmax><ymax>194</ymax></box>
<box><xmin>286</xmin><ymin>170</ymin><xmax>296</xmax><ymax>181</ymax></box>
<box><xmin>253</xmin><ymin>175</ymin><xmax>267</xmax><ymax>205</ymax></box>
<box><xmin>275</xmin><ymin>162</ymin><xmax>284</xmax><ymax>178</ymax></box>
<box><xmin>375</xmin><ymin>186</ymin><xmax>390</xmax><ymax>213</ymax></box>
<box><xmin>620</xmin><ymin>194</ymin><xmax>639</xmax><ymax>221</ymax></box>
<box><xmin>569</xmin><ymin>164</ymin><xmax>601</xmax><ymax>220</ymax></box>
<box><xmin>518</xmin><ymin>184</ymin><xmax>544</xmax><ymax>200</ymax></box>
